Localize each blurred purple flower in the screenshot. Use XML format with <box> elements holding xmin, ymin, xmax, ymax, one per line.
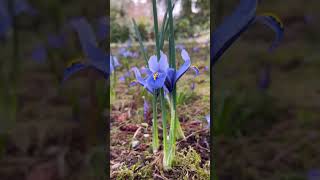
<box><xmin>205</xmin><ymin>114</ymin><xmax>210</xmax><ymax>128</ymax></box>
<box><xmin>258</xmin><ymin>65</ymin><xmax>271</xmax><ymax>91</ymax></box>
<box><xmin>190</xmin><ymin>82</ymin><xmax>195</xmax><ymax>91</ymax></box>
<box><xmin>47</xmin><ymin>33</ymin><xmax>65</xmax><ymax>49</ymax></box>
<box><xmin>189</xmin><ymin>65</ymin><xmax>200</xmax><ymax>90</ymax></box>
<box><xmin>14</xmin><ymin>0</ymin><xmax>37</xmax><ymax>16</ymax></box>
<box><xmin>143</xmin><ymin>97</ymin><xmax>149</xmax><ymax>121</ymax></box>
<box><xmin>176</xmin><ymin>44</ymin><xmax>185</xmax><ymax>51</ymax></box>
<box><xmin>119</xmin><ymin>76</ymin><xmax>125</xmax><ymax>82</ymax></box>
<box><xmin>308</xmin><ymin>169</ymin><xmax>320</xmax><ymax>180</ymax></box>
<box><xmin>192</xmin><ymin>46</ymin><xmax>200</xmax><ymax>53</ymax></box>
<box><xmin>118</xmin><ymin>71</ymin><xmax>131</xmax><ymax>83</ymax></box>
<box><xmin>31</xmin><ymin>44</ymin><xmax>47</xmax><ymax>63</ymax></box>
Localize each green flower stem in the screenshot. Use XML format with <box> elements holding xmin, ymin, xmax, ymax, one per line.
<box><xmin>160</xmin><ymin>88</ymin><xmax>168</xmax><ymax>160</ymax></box>
<box><xmin>152</xmin><ymin>90</ymin><xmax>159</xmax><ymax>153</ymax></box>
<box><xmin>165</xmin><ymin>95</ymin><xmax>177</xmax><ymax>169</ymax></box>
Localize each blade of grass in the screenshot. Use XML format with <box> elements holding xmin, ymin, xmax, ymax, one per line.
<box><xmin>132</xmin><ymin>18</ymin><xmax>149</xmax><ymax>66</ymax></box>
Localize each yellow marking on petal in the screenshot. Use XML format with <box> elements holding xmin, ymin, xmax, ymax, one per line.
<box><xmin>261</xmin><ymin>12</ymin><xmax>284</xmax><ymax>28</ymax></box>
<box><xmin>153</xmin><ymin>72</ymin><xmax>159</xmax><ymax>80</ymax></box>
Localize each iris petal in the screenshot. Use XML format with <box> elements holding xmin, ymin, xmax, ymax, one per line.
<box><xmin>255</xmin><ymin>14</ymin><xmax>284</xmax><ymax>51</ymax></box>
<box><xmin>146</xmin><ymin>72</ymin><xmax>166</xmax><ymax>89</ymax></box>
<box><xmin>96</xmin><ymin>16</ymin><xmax>109</xmax><ymax>41</ymax></box>
<box><xmin>148</xmin><ymin>55</ymin><xmax>159</xmax><ymax>72</ymax></box>
<box><xmin>212</xmin><ymin>0</ymin><xmax>257</xmax><ymax>66</ymax></box>
<box><xmin>159</xmin><ymin>52</ymin><xmax>169</xmax><ymax>72</ymax></box>
<box><xmin>84</xmin><ymin>42</ymin><xmax>108</xmax><ymax>75</ymax></box>
<box><xmin>63</xmin><ymin>63</ymin><xmax>88</xmax><ymax>82</ymax></box>
<box><xmin>175</xmin><ymin>49</ymin><xmax>191</xmax><ymax>83</ymax></box>
<box><xmin>165</xmin><ymin>68</ymin><xmax>175</xmax><ymax>92</ymax></box>
<box><xmin>131</xmin><ymin>67</ymin><xmax>153</xmax><ymax>93</ymax></box>
<box><xmin>69</xmin><ymin>17</ymin><xmax>97</xmax><ymax>51</ymax></box>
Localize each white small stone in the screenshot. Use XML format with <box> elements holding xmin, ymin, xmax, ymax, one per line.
<box><xmin>131</xmin><ymin>140</ymin><xmax>140</xmax><ymax>149</ymax></box>
<box><xmin>141</xmin><ymin>123</ymin><xmax>148</xmax><ymax>127</ymax></box>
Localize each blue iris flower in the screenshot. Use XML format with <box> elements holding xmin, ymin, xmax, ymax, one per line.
<box><xmin>211</xmin><ymin>0</ymin><xmax>284</xmax><ymax>66</ymax></box>
<box><xmin>63</xmin><ymin>17</ymin><xmax>109</xmax><ymax>81</ymax></box>
<box><xmin>132</xmin><ymin>50</ymin><xmax>192</xmax><ymax>93</ymax></box>
<box><xmin>164</xmin><ymin>49</ymin><xmax>191</xmax><ymax>92</ymax></box>
<box><xmin>145</xmin><ymin>53</ymin><xmax>169</xmax><ymax>90</ymax></box>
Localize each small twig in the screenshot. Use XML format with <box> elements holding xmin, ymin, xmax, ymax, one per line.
<box><xmin>132</xmin><ymin>126</ymin><xmax>142</xmax><ymax>140</ymax></box>
<box><xmin>154</xmin><ymin>173</ymin><xmax>169</xmax><ymax>180</ymax></box>
<box><xmin>177</xmin><ymin>128</ymin><xmax>208</xmax><ymax>145</ymax></box>
<box><xmin>196</xmin><ymin>143</ymin><xmax>210</xmax><ymax>152</ymax></box>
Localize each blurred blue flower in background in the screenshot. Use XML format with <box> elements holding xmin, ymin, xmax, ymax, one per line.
<box><xmin>258</xmin><ymin>64</ymin><xmax>271</xmax><ymax>91</ymax></box>
<box><xmin>211</xmin><ymin>0</ymin><xmax>284</xmax><ymax>67</ymax></box>
<box><xmin>205</xmin><ymin>114</ymin><xmax>210</xmax><ymax>128</ymax></box>
<box><xmin>176</xmin><ymin>44</ymin><xmax>185</xmax><ymax>51</ymax></box>
<box><xmin>308</xmin><ymin>169</ymin><xmax>320</xmax><ymax>180</ymax></box>
<box><xmin>143</xmin><ymin>96</ymin><xmax>149</xmax><ymax>122</ymax></box>
<box><xmin>47</xmin><ymin>33</ymin><xmax>66</xmax><ymax>49</ymax></box>
<box><xmin>31</xmin><ymin>44</ymin><xmax>47</xmax><ymax>63</ymax></box>
<box><xmin>0</xmin><ymin>0</ymin><xmax>37</xmax><ymax>38</ymax></box>
<box><xmin>63</xmin><ymin>17</ymin><xmax>109</xmax><ymax>81</ymax></box>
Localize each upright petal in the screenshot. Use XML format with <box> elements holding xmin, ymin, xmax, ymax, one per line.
<box><xmin>175</xmin><ymin>49</ymin><xmax>191</xmax><ymax>83</ymax></box>
<box><xmin>212</xmin><ymin>0</ymin><xmax>257</xmax><ymax>66</ymax></box>
<box><xmin>96</xmin><ymin>16</ymin><xmax>109</xmax><ymax>41</ymax></box>
<box><xmin>159</xmin><ymin>52</ymin><xmax>169</xmax><ymax>72</ymax></box>
<box><xmin>69</xmin><ymin>17</ymin><xmax>98</xmax><ymax>54</ymax></box>
<box><xmin>148</xmin><ymin>55</ymin><xmax>159</xmax><ymax>72</ymax></box>
<box><xmin>255</xmin><ymin>14</ymin><xmax>284</xmax><ymax>51</ymax></box>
